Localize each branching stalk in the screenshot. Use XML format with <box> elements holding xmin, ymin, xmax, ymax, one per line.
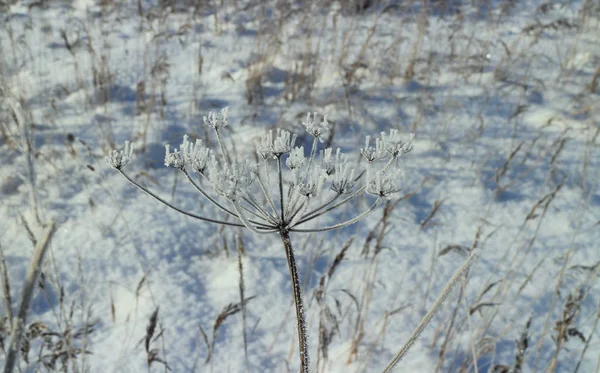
<box><xmin>258</xmin><ymin>161</ymin><xmax>280</xmax><ymax>221</ymax></box>
<box><xmin>279</xmin><ymin>230</ymin><xmax>310</xmax><ymax>373</ymax></box>
<box><xmin>119</xmin><ymin>170</ymin><xmax>274</xmax><ymax>230</ymax></box>
<box><xmin>181</xmin><ymin>169</ymin><xmax>238</xmax><ymax>218</ymax></box>
<box><xmin>297</xmin><ymin>186</ymin><xmax>367</xmax><ymax>225</ymax></box>
<box><xmin>292</xmin><ymin>197</ymin><xmax>381</xmax><ymax>232</ymax></box>
<box><xmin>233</xmin><ymin>201</ymin><xmax>273</xmax><ymax>235</ymax></box>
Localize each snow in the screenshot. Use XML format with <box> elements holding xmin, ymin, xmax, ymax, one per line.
<box><xmin>0</xmin><ymin>1</ymin><xmax>599</xmax><ymax>373</ymax></box>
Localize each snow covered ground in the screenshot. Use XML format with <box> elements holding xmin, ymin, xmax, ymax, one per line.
<box><xmin>0</xmin><ymin>0</ymin><xmax>599</xmax><ymax>372</ymax></box>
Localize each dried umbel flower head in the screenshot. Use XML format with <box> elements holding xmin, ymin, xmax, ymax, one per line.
<box><xmin>286</xmin><ymin>146</ymin><xmax>306</xmax><ymax>170</ymax></box>
<box><xmin>381</xmin><ymin>130</ymin><xmax>414</xmax><ymax>157</ymax></box>
<box><xmin>361</xmin><ymin>135</ymin><xmax>387</xmax><ymax>163</ymax></box>
<box><xmin>208</xmin><ymin>158</ymin><xmax>257</xmax><ymax>201</ymax></box>
<box><xmin>331</xmin><ymin>162</ymin><xmax>356</xmax><ymax>195</ymax></box>
<box><xmin>105</xmin><ymin>141</ymin><xmax>134</xmax><ymax>170</ymax></box>
<box><xmin>203</xmin><ymin>107</ymin><xmax>229</xmax><ymax>129</ymax></box>
<box><xmin>181</xmin><ymin>135</ymin><xmax>211</xmax><ymax>174</ymax></box>
<box><xmin>367</xmin><ymin>167</ymin><xmax>404</xmax><ymax>198</ymax></box>
<box><xmin>302</xmin><ymin>112</ymin><xmax>329</xmax><ymax>142</ymax></box>
<box><xmin>107</xmin><ymin>108</ymin><xmax>414</xmax><ymax>373</ymax></box>
<box><xmin>320</xmin><ymin>147</ymin><xmax>345</xmax><ymax>176</ymax></box>
<box><xmin>257</xmin><ymin>129</ymin><xmax>297</xmax><ymax>159</ymax></box>
<box><xmin>107</xmin><ymin>110</ymin><xmax>414</xmax><ymax>232</ymax></box>
<box><xmin>164</xmin><ymin>144</ymin><xmax>185</xmax><ymax>169</ymax></box>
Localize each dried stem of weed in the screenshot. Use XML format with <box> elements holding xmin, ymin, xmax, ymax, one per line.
<box><xmin>4</xmin><ymin>221</ymin><xmax>56</xmax><ymax>373</ymax></box>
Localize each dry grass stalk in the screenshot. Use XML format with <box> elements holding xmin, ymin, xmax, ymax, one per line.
<box><xmin>0</xmin><ymin>246</ymin><xmax>13</xmax><ymax>324</ymax></box>
<box><xmin>315</xmin><ymin>238</ymin><xmax>353</xmax><ymax>371</ymax></box>
<box><xmin>31</xmin><ymin>319</ymin><xmax>96</xmax><ymax>371</ymax></box>
<box><xmin>143</xmin><ymin>306</ymin><xmax>170</xmax><ymax>371</ymax></box>
<box><xmin>420</xmin><ymin>200</ymin><xmax>444</xmax><ymax>230</ymax></box>
<box><xmin>384</xmin><ymin>228</ymin><xmax>481</xmax><ymax>373</ymax></box>
<box><xmin>4</xmin><ymin>221</ymin><xmax>56</xmax><ymax>373</ymax></box>
<box><xmin>514</xmin><ymin>316</ymin><xmax>531</xmax><ymax>373</ymax></box>
<box><xmin>573</xmin><ymin>296</ymin><xmax>600</xmax><ymax>373</ymax></box>
<box><xmin>347</xmin><ymin>200</ymin><xmax>400</xmax><ymax>364</ymax></box>
<box><xmin>547</xmin><ymin>288</ymin><xmax>586</xmax><ymax>373</ymax></box>
<box><xmin>492</xmin><ymin>316</ymin><xmax>531</xmax><ymax>373</ymax></box>
<box><xmin>195</xmin><ymin>325</ymin><xmax>210</xmax><ymax>367</ymax></box>
<box><xmin>237</xmin><ymin>235</ymin><xmax>250</xmax><ymax>373</ymax></box>
<box><xmin>207</xmin><ymin>296</ymin><xmax>256</xmax><ymax>364</ymax></box>
<box><xmin>5</xmin><ymin>95</ymin><xmax>42</xmax><ymax>225</ymax></box>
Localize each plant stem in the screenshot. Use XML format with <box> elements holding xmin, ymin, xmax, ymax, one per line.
<box><xmin>381</xmin><ymin>247</ymin><xmax>477</xmax><ymax>373</ymax></box>
<box><xmin>277</xmin><ymin>156</ymin><xmax>285</xmax><ymax>223</ymax></box>
<box><xmin>4</xmin><ymin>221</ymin><xmax>56</xmax><ymax>373</ymax></box>
<box><xmin>279</xmin><ymin>229</ymin><xmax>310</xmax><ymax>373</ymax></box>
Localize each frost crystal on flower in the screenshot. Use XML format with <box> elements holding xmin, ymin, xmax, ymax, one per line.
<box><xmin>295</xmin><ymin>167</ymin><xmax>326</xmax><ymax>198</ymax></box>
<box><xmin>320</xmin><ymin>147</ymin><xmax>345</xmax><ymax>175</ymax></box>
<box><xmin>302</xmin><ymin>112</ymin><xmax>329</xmax><ymax>142</ymax></box>
<box><xmin>208</xmin><ymin>158</ymin><xmax>257</xmax><ymax>201</ymax></box>
<box><xmin>180</xmin><ymin>135</ymin><xmax>211</xmax><ymax>173</ymax></box>
<box><xmin>203</xmin><ymin>107</ymin><xmax>229</xmax><ymax>129</ymax></box>
<box><xmin>109</xmin><ymin>106</ymin><xmax>415</xmax><ymax>373</ymax></box>
<box><xmin>381</xmin><ymin>130</ymin><xmax>415</xmax><ymax>157</ymax></box>
<box><xmin>360</xmin><ymin>135</ymin><xmax>387</xmax><ymax>163</ymax></box>
<box><xmin>331</xmin><ymin>162</ymin><xmax>356</xmax><ymax>194</ymax></box>
<box><xmin>164</xmin><ymin>144</ymin><xmax>185</xmax><ymax>169</ymax></box>
<box><xmin>105</xmin><ymin>141</ymin><xmax>134</xmax><ymax>170</ymax></box>
<box><xmin>286</xmin><ymin>146</ymin><xmax>306</xmax><ymax>170</ymax></box>
<box><xmin>367</xmin><ymin>167</ymin><xmax>404</xmax><ymax>198</ymax></box>
<box><xmin>258</xmin><ymin>129</ymin><xmax>297</xmax><ymax>159</ymax></box>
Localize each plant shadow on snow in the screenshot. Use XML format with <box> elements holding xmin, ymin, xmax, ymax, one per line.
<box><xmin>407</xmin><ymin>190</ymin><xmax>440</xmax><ymax>222</ymax></box>
<box><xmin>592</xmin><ymin>193</ymin><xmax>600</xmax><ymax>207</ymax></box>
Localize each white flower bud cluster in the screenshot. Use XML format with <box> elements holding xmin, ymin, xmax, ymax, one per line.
<box><xmin>258</xmin><ymin>129</ymin><xmax>297</xmax><ymax>159</ymax></box>
<box><xmin>164</xmin><ymin>144</ymin><xmax>185</xmax><ymax>169</ymax></box>
<box><xmin>361</xmin><ymin>135</ymin><xmax>387</xmax><ymax>162</ymax></box>
<box><xmin>203</xmin><ymin>107</ymin><xmax>229</xmax><ymax>129</ymax></box>
<box><xmin>320</xmin><ymin>147</ymin><xmax>344</xmax><ymax>176</ymax></box>
<box><xmin>331</xmin><ymin>162</ymin><xmax>356</xmax><ymax>194</ymax></box>
<box><xmin>301</xmin><ymin>112</ymin><xmax>329</xmax><ymax>142</ymax></box>
<box><xmin>105</xmin><ymin>141</ymin><xmax>134</xmax><ymax>170</ymax></box>
<box><xmin>208</xmin><ymin>158</ymin><xmax>257</xmax><ymax>201</ymax></box>
<box><xmin>286</xmin><ymin>146</ymin><xmax>306</xmax><ymax>170</ymax></box>
<box><xmin>180</xmin><ymin>135</ymin><xmax>211</xmax><ymax>174</ymax></box>
<box><xmin>107</xmin><ymin>108</ymin><xmax>413</xmax><ymax>234</ymax></box>
<box><xmin>367</xmin><ymin>167</ymin><xmax>404</xmax><ymax>198</ymax></box>
<box><xmin>381</xmin><ymin>130</ymin><xmax>414</xmax><ymax>157</ymax></box>
<box><xmin>294</xmin><ymin>167</ymin><xmax>327</xmax><ymax>198</ymax></box>
<box><xmin>358</xmin><ymin>130</ymin><xmax>414</xmax><ymax>198</ymax></box>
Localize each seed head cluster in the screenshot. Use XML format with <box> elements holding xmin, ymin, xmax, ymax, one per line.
<box><xmin>107</xmin><ymin>109</ymin><xmax>413</xmax><ymax>233</ymax></box>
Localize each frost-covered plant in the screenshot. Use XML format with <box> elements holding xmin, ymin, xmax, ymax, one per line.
<box><xmin>107</xmin><ymin>108</ymin><xmax>417</xmax><ymax>373</ymax></box>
